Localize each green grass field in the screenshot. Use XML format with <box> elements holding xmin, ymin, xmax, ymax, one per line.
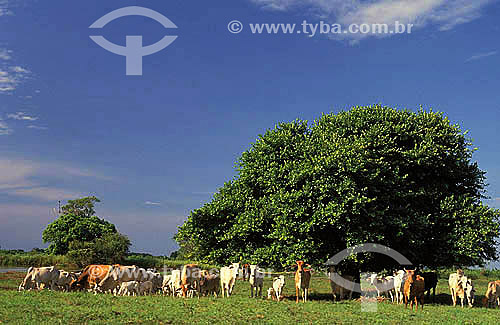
<box><xmin>1</xmin><ymin>271</ymin><xmax>499</xmax><ymax>324</ymax></box>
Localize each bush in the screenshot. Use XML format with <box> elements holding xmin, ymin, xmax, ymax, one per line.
<box><xmin>67</xmin><ymin>233</ymin><xmax>131</xmax><ymax>267</ymax></box>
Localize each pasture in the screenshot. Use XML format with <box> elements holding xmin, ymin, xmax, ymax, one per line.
<box><xmin>1</xmin><ymin>270</ymin><xmax>500</xmax><ymax>324</ymax></box>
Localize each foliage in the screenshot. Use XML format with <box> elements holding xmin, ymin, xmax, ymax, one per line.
<box><xmin>0</xmin><ymin>251</ymin><xmax>69</xmax><ymax>268</ymax></box>
<box><xmin>176</xmin><ymin>105</ymin><xmax>500</xmax><ymax>269</ymax></box>
<box><xmin>42</xmin><ymin>196</ymin><xmax>117</xmax><ymax>255</ymax></box>
<box><xmin>66</xmin><ymin>233</ymin><xmax>131</xmax><ymax>267</ymax></box>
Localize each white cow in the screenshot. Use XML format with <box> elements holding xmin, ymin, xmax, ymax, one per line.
<box><xmin>32</xmin><ymin>266</ymin><xmax>60</xmax><ymax>290</ymax></box>
<box><xmin>369</xmin><ymin>273</ymin><xmax>395</xmax><ymax>302</ymax></box>
<box><xmin>272</xmin><ymin>275</ymin><xmax>285</xmax><ymax>301</ymax></box>
<box><xmin>138</xmin><ymin>281</ymin><xmax>153</xmax><ymax>295</ymax></box>
<box><xmin>231</xmin><ymin>263</ymin><xmax>240</xmax><ymax>279</ymax></box>
<box><xmin>220</xmin><ymin>265</ymin><xmax>237</xmax><ymax>298</ymax></box>
<box><xmin>170</xmin><ymin>270</ymin><xmax>182</xmax><ymax>297</ymax></box>
<box><xmin>393</xmin><ymin>270</ymin><xmax>408</xmax><ymax>304</ymax></box>
<box><xmin>249</xmin><ymin>265</ymin><xmax>264</xmax><ymax>298</ymax></box>
<box><xmin>19</xmin><ymin>267</ymin><xmax>36</xmax><ymax>291</ymax></box>
<box><xmin>118</xmin><ymin>281</ymin><xmax>139</xmax><ymax>296</ymax></box>
<box><xmin>162</xmin><ymin>274</ymin><xmax>172</xmax><ymax>295</ymax></box>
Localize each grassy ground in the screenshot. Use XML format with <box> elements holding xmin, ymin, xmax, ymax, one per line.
<box><xmin>1</xmin><ymin>271</ymin><xmax>499</xmax><ymax>324</ymax></box>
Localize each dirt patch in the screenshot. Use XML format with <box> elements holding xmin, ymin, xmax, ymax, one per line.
<box><xmin>0</xmin><ymin>271</ymin><xmax>24</xmax><ymax>281</ymax></box>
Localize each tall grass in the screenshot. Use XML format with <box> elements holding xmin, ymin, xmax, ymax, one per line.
<box><xmin>0</xmin><ymin>253</ymin><xmax>70</xmax><ymax>268</ymax></box>
<box><xmin>0</xmin><ymin>251</ymin><xmax>216</xmax><ymax>270</ymax></box>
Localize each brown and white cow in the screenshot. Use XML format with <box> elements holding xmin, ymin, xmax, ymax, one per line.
<box><xmin>449</xmin><ymin>272</ymin><xmax>474</xmax><ymax>307</ymax></box>
<box><xmin>70</xmin><ymin>265</ymin><xmax>114</xmax><ymax>292</ymax></box>
<box><xmin>483</xmin><ymin>280</ymin><xmax>500</xmax><ymax>308</ymax></box>
<box><xmin>295</xmin><ymin>261</ymin><xmax>312</xmax><ymax>303</ymax></box>
<box><xmin>98</xmin><ymin>265</ymin><xmax>148</xmax><ymax>293</ymax></box>
<box><xmin>180</xmin><ymin>264</ymin><xmax>201</xmax><ymax>298</ymax></box>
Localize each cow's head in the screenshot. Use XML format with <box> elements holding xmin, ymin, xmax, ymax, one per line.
<box><xmin>405</xmin><ymin>269</ymin><xmax>417</xmax><ymax>284</ymax></box>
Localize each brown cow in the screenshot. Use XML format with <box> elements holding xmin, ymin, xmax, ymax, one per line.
<box><xmin>181</xmin><ymin>264</ymin><xmax>201</xmax><ymax>298</ymax></box>
<box><xmin>199</xmin><ymin>270</ymin><xmax>220</xmax><ymax>297</ymax></box>
<box><xmin>404</xmin><ymin>269</ymin><xmax>425</xmax><ymax>310</ymax></box>
<box><xmin>295</xmin><ymin>261</ymin><xmax>312</xmax><ymax>303</ymax></box>
<box><xmin>70</xmin><ymin>265</ymin><xmax>114</xmax><ymax>292</ymax></box>
<box><xmin>242</xmin><ymin>264</ymin><xmax>250</xmax><ymax>281</ymax></box>
<box><xmin>483</xmin><ymin>280</ymin><xmax>500</xmax><ymax>308</ymax></box>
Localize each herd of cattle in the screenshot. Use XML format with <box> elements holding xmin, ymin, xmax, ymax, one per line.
<box><xmin>16</xmin><ymin>261</ymin><xmax>500</xmax><ymax>310</ymax></box>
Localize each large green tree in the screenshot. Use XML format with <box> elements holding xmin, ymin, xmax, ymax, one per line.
<box><xmin>175</xmin><ymin>105</ymin><xmax>500</xmax><ymax>269</ymax></box>
<box><xmin>42</xmin><ymin>196</ymin><xmax>117</xmax><ymax>255</ymax></box>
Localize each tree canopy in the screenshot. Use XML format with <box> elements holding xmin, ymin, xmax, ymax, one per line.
<box><xmin>175</xmin><ymin>105</ymin><xmax>500</xmax><ymax>270</ymax></box>
<box><xmin>42</xmin><ymin>196</ymin><xmax>118</xmax><ymax>255</ymax></box>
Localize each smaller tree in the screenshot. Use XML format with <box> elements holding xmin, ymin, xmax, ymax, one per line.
<box><xmin>67</xmin><ymin>233</ymin><xmax>131</xmax><ymax>267</ymax></box>
<box><xmin>42</xmin><ymin>196</ymin><xmax>117</xmax><ymax>255</ymax></box>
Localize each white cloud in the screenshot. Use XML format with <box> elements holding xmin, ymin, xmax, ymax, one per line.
<box><xmin>11</xmin><ymin>187</ymin><xmax>82</xmax><ymax>201</ymax></box>
<box><xmin>0</xmin><ymin>49</ymin><xmax>11</xmax><ymax>60</ymax></box>
<box><xmin>27</xmin><ymin>125</ymin><xmax>48</xmax><ymax>130</ymax></box>
<box><xmin>0</xmin><ymin>158</ymin><xmax>111</xmax><ymax>202</ymax></box>
<box><xmin>11</xmin><ymin>66</ymin><xmax>29</xmax><ymax>73</ymax></box>
<box><xmin>251</xmin><ymin>0</ymin><xmax>495</xmax><ymax>41</ymax></box>
<box><xmin>0</xmin><ymin>49</ymin><xmax>31</xmax><ymax>92</ymax></box>
<box><xmin>7</xmin><ymin>112</ymin><xmax>38</xmax><ymax>121</ymax></box>
<box><xmin>0</xmin><ymin>119</ymin><xmax>13</xmax><ymax>135</ymax></box>
<box><xmin>465</xmin><ymin>51</ymin><xmax>497</xmax><ymax>62</ymax></box>
<box><xmin>145</xmin><ymin>201</ymin><xmax>162</xmax><ymax>206</ymax></box>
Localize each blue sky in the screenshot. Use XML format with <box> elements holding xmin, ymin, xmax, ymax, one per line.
<box><xmin>1</xmin><ymin>0</ymin><xmax>499</xmax><ymax>255</ymax></box>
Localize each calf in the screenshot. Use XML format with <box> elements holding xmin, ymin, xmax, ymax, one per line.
<box><xmin>267</xmin><ymin>287</ymin><xmax>275</xmax><ymax>300</ymax></box>
<box><xmin>249</xmin><ymin>265</ymin><xmax>264</xmax><ymax>298</ymax></box>
<box><xmin>404</xmin><ymin>269</ymin><xmax>425</xmax><ymax>310</ymax></box>
<box><xmin>328</xmin><ymin>266</ymin><xmax>354</xmax><ymax>301</ymax></box>
<box><xmin>199</xmin><ymin>271</ymin><xmax>220</xmax><ymax>297</ymax></box>
<box><xmin>272</xmin><ymin>275</ymin><xmax>285</xmax><ymax>301</ymax></box>
<box><xmin>369</xmin><ymin>273</ymin><xmax>395</xmax><ymax>302</ymax></box>
<box><xmin>180</xmin><ymin>264</ymin><xmax>201</xmax><ymax>298</ymax></box>
<box><xmin>170</xmin><ymin>270</ymin><xmax>182</xmax><ymax>297</ymax></box>
<box><xmin>449</xmin><ymin>273</ymin><xmax>474</xmax><ymax>307</ymax></box>
<box><xmin>138</xmin><ymin>280</ymin><xmax>153</xmax><ymax>296</ymax></box>
<box><xmin>220</xmin><ymin>265</ymin><xmax>237</xmax><ymax>298</ymax></box>
<box><xmin>242</xmin><ymin>264</ymin><xmax>250</xmax><ymax>281</ymax></box>
<box><xmin>483</xmin><ymin>281</ymin><xmax>500</xmax><ymax>308</ymax></box>
<box><xmin>117</xmin><ymin>281</ymin><xmax>139</xmax><ymax>296</ymax></box>
<box><xmin>295</xmin><ymin>261</ymin><xmax>312</xmax><ymax>303</ymax></box>
<box><xmin>393</xmin><ymin>270</ymin><xmax>408</xmax><ymax>304</ymax></box>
